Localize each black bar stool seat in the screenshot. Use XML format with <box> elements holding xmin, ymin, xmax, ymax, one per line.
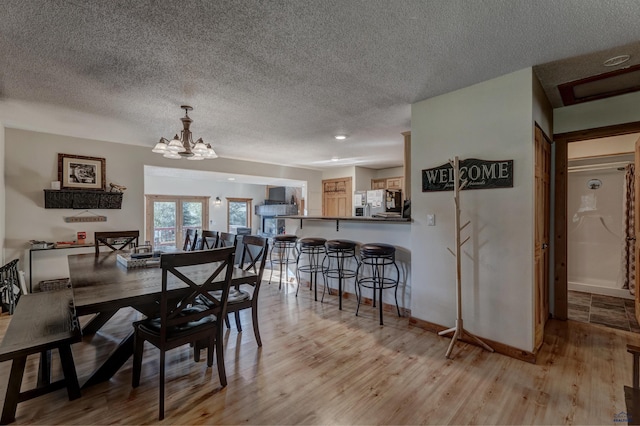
<box><xmin>323</xmin><ymin>239</ymin><xmax>358</xmax><ymax>310</ymax></box>
<box><xmin>356</xmin><ymin>243</ymin><xmax>401</xmax><ymax>325</ymax></box>
<box><xmin>269</xmin><ymin>235</ymin><xmax>298</xmax><ymax>290</ymax></box>
<box><xmin>296</xmin><ymin>237</ymin><xmax>327</xmax><ymax>300</ymax></box>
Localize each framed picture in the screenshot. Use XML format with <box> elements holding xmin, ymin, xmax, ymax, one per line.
<box><xmin>58</xmin><ymin>153</ymin><xmax>106</xmax><ymax>190</ymax></box>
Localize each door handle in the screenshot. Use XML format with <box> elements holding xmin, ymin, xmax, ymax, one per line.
<box><xmin>542</xmin><ymin>243</ymin><xmax>549</xmax><ymax>249</ymax></box>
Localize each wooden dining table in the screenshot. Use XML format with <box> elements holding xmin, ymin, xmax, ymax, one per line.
<box><xmin>67</xmin><ymin>251</ymin><xmax>257</xmax><ymax>388</ymax></box>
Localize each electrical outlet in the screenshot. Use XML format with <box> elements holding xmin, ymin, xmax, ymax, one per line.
<box><xmin>427</xmin><ymin>214</ymin><xmax>435</xmax><ymax>226</ymax></box>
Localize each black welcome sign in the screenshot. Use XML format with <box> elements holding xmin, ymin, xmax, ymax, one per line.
<box><xmin>422</xmin><ymin>158</ymin><xmax>514</xmax><ymax>192</ymax></box>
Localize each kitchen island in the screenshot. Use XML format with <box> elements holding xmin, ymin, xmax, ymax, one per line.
<box><xmin>281</xmin><ymin>215</ymin><xmax>412</xmax><ymax>315</ymax></box>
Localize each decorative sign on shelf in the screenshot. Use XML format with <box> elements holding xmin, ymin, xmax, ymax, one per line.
<box><xmin>422</xmin><ymin>158</ymin><xmax>514</xmax><ymax>192</ymax></box>
<box><xmin>64</xmin><ymin>215</ymin><xmax>107</xmax><ymax>223</ymax></box>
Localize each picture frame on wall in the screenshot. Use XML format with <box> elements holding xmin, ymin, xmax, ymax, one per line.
<box><xmin>58</xmin><ymin>153</ymin><xmax>106</xmax><ymax>190</ymax></box>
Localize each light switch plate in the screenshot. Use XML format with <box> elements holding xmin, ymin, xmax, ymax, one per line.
<box><xmin>427</xmin><ymin>214</ymin><xmax>435</xmax><ymax>226</ymax></box>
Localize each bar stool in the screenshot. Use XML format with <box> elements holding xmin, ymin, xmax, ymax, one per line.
<box><xmin>322</xmin><ymin>240</ymin><xmax>358</xmax><ymax>310</ymax></box>
<box><xmin>296</xmin><ymin>237</ymin><xmax>327</xmax><ymax>301</ymax></box>
<box><xmin>268</xmin><ymin>234</ymin><xmax>298</xmax><ymax>290</ymax></box>
<box><xmin>356</xmin><ymin>243</ymin><xmax>401</xmax><ymax>325</ymax></box>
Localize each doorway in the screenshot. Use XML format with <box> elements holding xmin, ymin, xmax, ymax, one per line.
<box><xmin>566</xmin><ymin>152</ymin><xmax>638</xmax><ymax>331</ymax></box>
<box><xmin>145</xmin><ymin>195</ymin><xmax>209</xmax><ymax>249</ymax></box>
<box><xmin>553</xmin><ymin>121</ymin><xmax>640</xmax><ymax>326</ymax></box>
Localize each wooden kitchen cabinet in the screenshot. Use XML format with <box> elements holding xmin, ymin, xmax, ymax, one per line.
<box><xmin>370</xmin><ymin>177</ymin><xmax>404</xmax><ymax>192</ymax></box>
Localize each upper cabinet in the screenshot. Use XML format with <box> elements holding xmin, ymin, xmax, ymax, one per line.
<box><xmin>371</xmin><ymin>176</ymin><xmax>404</xmax><ymax>192</ymax></box>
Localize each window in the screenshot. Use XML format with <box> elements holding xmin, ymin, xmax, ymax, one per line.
<box><xmin>145</xmin><ymin>195</ymin><xmax>209</xmax><ymax>249</ymax></box>
<box><xmin>227</xmin><ymin>198</ymin><xmax>252</xmax><ymax>232</ymax></box>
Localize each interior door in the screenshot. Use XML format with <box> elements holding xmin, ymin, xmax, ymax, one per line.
<box><xmin>635</xmin><ymin>136</ymin><xmax>640</xmax><ymax>324</ymax></box>
<box><xmin>145</xmin><ymin>195</ymin><xmax>209</xmax><ymax>249</ymax></box>
<box><xmin>534</xmin><ymin>126</ymin><xmax>551</xmax><ymax>350</ymax></box>
<box><xmin>322</xmin><ymin>177</ymin><xmax>352</xmax><ymax>217</ymax></box>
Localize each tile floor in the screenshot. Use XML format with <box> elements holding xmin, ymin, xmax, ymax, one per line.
<box><xmin>568</xmin><ymin>290</ymin><xmax>640</xmax><ymax>332</ymax></box>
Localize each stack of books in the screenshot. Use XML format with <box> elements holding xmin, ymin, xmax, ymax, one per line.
<box><xmin>116</xmin><ymin>251</ymin><xmax>162</xmax><ymax>269</ymax></box>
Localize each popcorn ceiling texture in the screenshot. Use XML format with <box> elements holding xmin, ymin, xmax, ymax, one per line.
<box><xmin>1</xmin><ymin>0</ymin><xmax>640</xmax><ymax>169</ymax></box>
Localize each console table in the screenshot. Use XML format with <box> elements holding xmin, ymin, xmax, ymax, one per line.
<box><xmin>29</xmin><ymin>243</ymin><xmax>94</xmax><ymax>292</ymax></box>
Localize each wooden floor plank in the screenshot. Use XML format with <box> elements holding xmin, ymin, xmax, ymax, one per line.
<box><xmin>1</xmin><ymin>282</ymin><xmax>640</xmax><ymax>424</ymax></box>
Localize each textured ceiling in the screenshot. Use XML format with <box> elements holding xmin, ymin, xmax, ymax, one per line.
<box><xmin>2</xmin><ymin>1</ymin><xmax>640</xmax><ymax>170</ymax></box>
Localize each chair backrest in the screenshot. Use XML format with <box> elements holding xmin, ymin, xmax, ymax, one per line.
<box><xmin>94</xmin><ymin>231</ymin><xmax>140</xmax><ymax>256</ymax></box>
<box><xmin>182</xmin><ymin>229</ymin><xmax>199</xmax><ymax>251</ymax></box>
<box><xmin>217</xmin><ymin>232</ymin><xmax>237</xmax><ymax>248</ymax></box>
<box><xmin>199</xmin><ymin>230</ymin><xmax>219</xmax><ymax>250</ymax></box>
<box><xmin>159</xmin><ymin>247</ymin><xmax>236</xmax><ymax>342</ymax></box>
<box><xmin>238</xmin><ymin>236</ymin><xmax>269</xmax><ymax>287</ymax></box>
<box><xmin>0</xmin><ymin>259</ymin><xmax>20</xmax><ymax>314</ymax></box>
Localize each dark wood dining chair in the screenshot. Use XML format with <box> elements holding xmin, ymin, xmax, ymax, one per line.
<box><xmin>196</xmin><ymin>236</ymin><xmax>269</xmax><ymax>350</ymax></box>
<box><xmin>182</xmin><ymin>229</ymin><xmax>199</xmax><ymax>251</ymax></box>
<box><xmin>217</xmin><ymin>232</ymin><xmax>237</xmax><ymax>248</ymax></box>
<box><xmin>199</xmin><ymin>230</ymin><xmax>219</xmax><ymax>250</ymax></box>
<box><xmin>131</xmin><ymin>247</ymin><xmax>235</xmax><ymax>421</ymax></box>
<box><xmin>94</xmin><ymin>231</ymin><xmax>139</xmax><ymax>256</ymax></box>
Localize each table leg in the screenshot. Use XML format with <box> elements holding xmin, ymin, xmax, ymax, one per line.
<box><xmin>58</xmin><ymin>345</ymin><xmax>81</xmax><ymax>400</ymax></box>
<box><xmin>81</xmin><ymin>330</ymin><xmax>134</xmax><ymax>389</ymax></box>
<box><xmin>37</xmin><ymin>350</ymin><xmax>52</xmax><ymax>388</ymax></box>
<box><xmin>81</xmin><ymin>310</ymin><xmax>118</xmax><ymax>335</ymax></box>
<box><xmin>1</xmin><ymin>356</ymin><xmax>27</xmax><ymax>424</ymax></box>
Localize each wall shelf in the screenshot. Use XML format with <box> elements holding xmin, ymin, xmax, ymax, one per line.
<box><xmin>43</xmin><ymin>190</ymin><xmax>123</xmax><ymax>209</ymax></box>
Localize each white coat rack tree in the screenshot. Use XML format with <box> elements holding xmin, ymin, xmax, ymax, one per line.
<box><xmin>438</xmin><ymin>156</ymin><xmax>494</xmax><ymax>359</ymax></box>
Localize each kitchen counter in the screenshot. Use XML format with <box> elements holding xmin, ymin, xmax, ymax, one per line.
<box><xmin>279</xmin><ymin>215</ymin><xmax>410</xmax><ymax>231</ymax></box>
<box><xmin>282</xmin><ymin>215</ymin><xmax>412</xmax><ymax>312</ymax></box>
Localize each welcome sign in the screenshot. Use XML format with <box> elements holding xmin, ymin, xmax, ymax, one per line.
<box><xmin>422</xmin><ymin>158</ymin><xmax>514</xmax><ymax>192</ymax></box>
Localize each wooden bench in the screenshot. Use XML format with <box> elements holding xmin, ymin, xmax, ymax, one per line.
<box><xmin>0</xmin><ymin>289</ymin><xmax>81</xmax><ymax>424</ymax></box>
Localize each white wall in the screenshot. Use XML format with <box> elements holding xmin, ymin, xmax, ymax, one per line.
<box><xmin>568</xmin><ymin>134</ymin><xmax>639</xmax><ymax>158</ymax></box>
<box><xmin>354</xmin><ymin>167</ymin><xmax>376</xmax><ymax>191</ymax></box>
<box><xmin>554</xmin><ymin>91</ymin><xmax>640</xmax><ymax>134</ymax></box>
<box><xmin>411</xmin><ymin>68</ymin><xmax>537</xmax><ymax>351</ymax></box>
<box><xmin>144</xmin><ymin>175</ymin><xmax>268</xmax><ymax>234</ymax></box>
<box><xmin>4</xmin><ymin>128</ymin><xmax>322</xmax><ymax>287</ymax></box>
<box><xmin>375</xmin><ymin>166</ymin><xmax>404</xmax><ymax>179</ymax></box>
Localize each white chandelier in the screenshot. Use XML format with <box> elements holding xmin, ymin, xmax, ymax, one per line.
<box><xmin>152</xmin><ymin>105</ymin><xmax>218</xmax><ymax>160</ymax></box>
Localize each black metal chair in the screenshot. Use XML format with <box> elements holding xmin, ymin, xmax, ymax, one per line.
<box><xmin>269</xmin><ymin>235</ymin><xmax>298</xmax><ymax>290</ymax></box>
<box><xmin>131</xmin><ymin>247</ymin><xmax>235</xmax><ymax>421</ymax></box>
<box><xmin>355</xmin><ymin>243</ymin><xmax>401</xmax><ymax>325</ymax></box>
<box><xmin>296</xmin><ymin>237</ymin><xmax>327</xmax><ymax>300</ymax></box>
<box><xmin>94</xmin><ymin>231</ymin><xmax>139</xmax><ymax>255</ymax></box>
<box><xmin>322</xmin><ymin>240</ymin><xmax>359</xmax><ymax>310</ymax></box>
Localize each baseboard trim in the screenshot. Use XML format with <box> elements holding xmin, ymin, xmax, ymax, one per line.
<box><xmin>408</xmin><ymin>317</ymin><xmax>537</xmax><ymax>364</ymax></box>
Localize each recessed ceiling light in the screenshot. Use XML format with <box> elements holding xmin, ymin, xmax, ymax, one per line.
<box><xmin>334</xmin><ymin>135</ymin><xmax>347</xmax><ymax>140</ymax></box>
<box><xmin>227</xmin><ymin>177</ymin><xmax>235</xmax><ymax>181</ymax></box>
<box><xmin>603</xmin><ymin>55</ymin><xmax>630</xmax><ymax>67</ymax></box>
<box><xmin>331</xmin><ymin>157</ymin><xmax>339</xmax><ymax>162</ymax></box>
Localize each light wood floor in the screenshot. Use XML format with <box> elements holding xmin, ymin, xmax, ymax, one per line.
<box><xmin>1</xmin><ymin>280</ymin><xmax>640</xmax><ymax>425</ymax></box>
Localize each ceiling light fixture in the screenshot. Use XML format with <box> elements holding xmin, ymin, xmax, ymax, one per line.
<box><xmin>152</xmin><ymin>105</ymin><xmax>218</xmax><ymax>160</ymax></box>
<box><xmin>334</xmin><ymin>135</ymin><xmax>347</xmax><ymax>140</ymax></box>
<box><xmin>603</xmin><ymin>55</ymin><xmax>631</xmax><ymax>67</ymax></box>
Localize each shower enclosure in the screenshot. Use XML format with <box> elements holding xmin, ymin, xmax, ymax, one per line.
<box><xmin>567</xmin><ymin>158</ymin><xmax>633</xmax><ymax>299</ymax></box>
